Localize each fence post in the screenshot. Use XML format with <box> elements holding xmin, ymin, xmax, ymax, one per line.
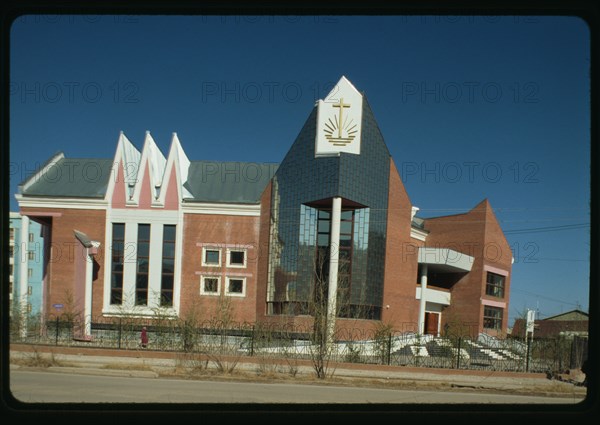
<box><xmin>250</xmin><ymin>325</ymin><xmax>255</xmax><ymax>356</ymax></box>
<box><xmin>456</xmin><ymin>337</ymin><xmax>461</xmax><ymax>369</ymax></box>
<box><xmin>55</xmin><ymin>316</ymin><xmax>60</xmax><ymax>345</ymax></box>
<box><xmin>118</xmin><ymin>318</ymin><xmax>122</xmax><ymax>350</ymax></box>
<box><xmin>525</xmin><ymin>338</ymin><xmax>531</xmax><ymax>372</ymax></box>
<box><xmin>387</xmin><ymin>334</ymin><xmax>392</xmax><ymax>365</ymax></box>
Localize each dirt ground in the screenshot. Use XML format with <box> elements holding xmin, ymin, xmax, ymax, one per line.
<box><xmin>8</xmin><ymin>343</ymin><xmax>588</xmax><ymax>399</ymax></box>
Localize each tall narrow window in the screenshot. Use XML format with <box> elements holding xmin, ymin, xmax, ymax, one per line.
<box><xmin>337</xmin><ymin>209</ymin><xmax>354</xmax><ymax>315</ymax></box>
<box><xmin>110</xmin><ymin>223</ymin><xmax>125</xmax><ymax>305</ymax></box>
<box><xmin>161</xmin><ymin>225</ymin><xmax>176</xmax><ymax>307</ymax></box>
<box><xmin>313</xmin><ymin>208</ymin><xmax>354</xmax><ymax>315</ymax></box>
<box><xmin>135</xmin><ymin>224</ymin><xmax>150</xmax><ymax>306</ymax></box>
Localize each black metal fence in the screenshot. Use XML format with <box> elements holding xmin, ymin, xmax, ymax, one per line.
<box><xmin>9</xmin><ymin>314</ymin><xmax>588</xmax><ymax>375</ymax></box>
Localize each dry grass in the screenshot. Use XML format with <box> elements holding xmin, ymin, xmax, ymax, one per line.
<box><xmin>11</xmin><ymin>346</ymin><xmax>64</xmax><ymax>368</ymax></box>
<box><xmin>102</xmin><ymin>363</ymin><xmax>153</xmax><ymax>371</ymax></box>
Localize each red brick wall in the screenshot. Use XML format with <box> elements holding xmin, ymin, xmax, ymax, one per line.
<box><xmin>20</xmin><ymin>208</ymin><xmax>106</xmax><ymax>319</ymax></box>
<box><xmin>180</xmin><ymin>212</ymin><xmax>261</xmax><ymax>323</ymax></box>
<box><xmin>423</xmin><ymin>199</ymin><xmax>512</xmax><ymax>336</ymax></box>
<box><xmin>381</xmin><ymin>159</ymin><xmax>420</xmax><ymax>331</ymax></box>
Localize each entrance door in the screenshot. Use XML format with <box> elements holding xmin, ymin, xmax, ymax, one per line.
<box><xmin>424</xmin><ymin>312</ymin><xmax>439</xmax><ymax>336</ymax></box>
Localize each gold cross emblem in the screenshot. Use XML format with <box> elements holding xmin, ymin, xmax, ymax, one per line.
<box><xmin>324</xmin><ymin>97</ymin><xmax>358</xmax><ymax>146</ymax></box>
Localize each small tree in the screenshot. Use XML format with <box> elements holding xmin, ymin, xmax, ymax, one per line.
<box><xmin>373</xmin><ymin>321</ymin><xmax>393</xmax><ymax>365</ymax></box>
<box><xmin>306</xmin><ymin>245</ymin><xmax>356</xmax><ymax>379</ymax></box>
<box><xmin>195</xmin><ymin>293</ymin><xmax>242</xmax><ymax>374</ymax></box>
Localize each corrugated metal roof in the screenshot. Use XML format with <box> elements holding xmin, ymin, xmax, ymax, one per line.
<box><xmin>183</xmin><ymin>161</ymin><xmax>278</xmax><ymax>203</ymax></box>
<box><xmin>20</xmin><ymin>158</ymin><xmax>114</xmax><ymax>198</ymax></box>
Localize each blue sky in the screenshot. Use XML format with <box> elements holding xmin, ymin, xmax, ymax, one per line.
<box><xmin>9</xmin><ymin>15</ymin><xmax>591</xmax><ymax>326</ymax></box>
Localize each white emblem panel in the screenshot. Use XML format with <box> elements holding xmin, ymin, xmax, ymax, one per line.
<box><xmin>315</xmin><ymin>76</ymin><xmax>363</xmax><ymax>157</ymax></box>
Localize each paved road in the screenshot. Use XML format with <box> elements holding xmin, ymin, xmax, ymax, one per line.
<box><xmin>9</xmin><ymin>370</ymin><xmax>585</xmax><ymax>405</ymax></box>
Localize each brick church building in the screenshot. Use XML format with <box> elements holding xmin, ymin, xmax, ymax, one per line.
<box><xmin>15</xmin><ymin>77</ymin><xmax>513</xmax><ymax>339</ymax></box>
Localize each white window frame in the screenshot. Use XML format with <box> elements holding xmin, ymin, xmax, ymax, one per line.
<box><xmin>225</xmin><ymin>276</ymin><xmax>246</xmax><ymax>297</ymax></box>
<box><xmin>200</xmin><ymin>275</ymin><xmax>221</xmax><ymax>296</ymax></box>
<box><xmin>226</xmin><ymin>248</ymin><xmax>247</xmax><ymax>268</ymax></box>
<box><xmin>202</xmin><ymin>247</ymin><xmax>222</xmax><ymax>267</ymax></box>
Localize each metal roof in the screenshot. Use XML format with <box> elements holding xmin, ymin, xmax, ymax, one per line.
<box><xmin>20</xmin><ymin>158</ymin><xmax>114</xmax><ymax>198</ymax></box>
<box><xmin>183</xmin><ymin>161</ymin><xmax>278</xmax><ymax>203</ymax></box>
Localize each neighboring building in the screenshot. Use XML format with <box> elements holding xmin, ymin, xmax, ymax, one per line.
<box><xmin>14</xmin><ymin>76</ymin><xmax>513</xmax><ymax>339</ymax></box>
<box><xmin>512</xmin><ymin>309</ymin><xmax>589</xmax><ymax>339</ymax></box>
<box><xmin>8</xmin><ymin>212</ymin><xmax>45</xmax><ymax>318</ymax></box>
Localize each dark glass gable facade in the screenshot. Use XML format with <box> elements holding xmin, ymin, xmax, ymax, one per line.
<box><xmin>267</xmin><ymin>97</ymin><xmax>391</xmax><ymax>319</ymax></box>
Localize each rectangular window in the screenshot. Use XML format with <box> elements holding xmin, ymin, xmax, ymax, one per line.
<box><xmin>28</xmin><ymin>251</ymin><xmax>35</xmax><ymax>261</ymax></box>
<box><xmin>29</xmin><ymin>232</ymin><xmax>34</xmax><ymax>242</ymax></box>
<box><xmin>135</xmin><ymin>224</ymin><xmax>151</xmax><ymax>306</ymax></box>
<box><xmin>27</xmin><ymin>286</ymin><xmax>32</xmax><ymax>295</ymax></box>
<box><xmin>10</xmin><ymin>228</ymin><xmax>14</xmax><ymax>241</ymax></box>
<box><xmin>27</xmin><ymin>268</ymin><xmax>33</xmax><ymax>278</ymax></box>
<box><xmin>160</xmin><ymin>225</ymin><xmax>176</xmax><ymax>307</ymax></box>
<box><xmin>226</xmin><ymin>277</ymin><xmax>246</xmax><ymax>297</ymax></box>
<box><xmin>9</xmin><ymin>246</ymin><xmax>14</xmax><ymax>258</ymax></box>
<box><xmin>110</xmin><ymin>223</ymin><xmax>125</xmax><ymax>305</ymax></box>
<box><xmin>227</xmin><ymin>249</ymin><xmax>246</xmax><ymax>268</ymax></box>
<box><xmin>201</xmin><ymin>276</ymin><xmax>221</xmax><ymax>295</ymax></box>
<box><xmin>483</xmin><ymin>306</ymin><xmax>503</xmax><ymax>331</ymax></box>
<box><xmin>485</xmin><ymin>272</ymin><xmax>505</xmax><ymax>298</ymax></box>
<box><xmin>202</xmin><ymin>247</ymin><xmax>221</xmax><ymax>267</ymax></box>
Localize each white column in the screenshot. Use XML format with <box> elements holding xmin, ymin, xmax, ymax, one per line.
<box><xmin>326</xmin><ymin>197</ymin><xmax>342</xmax><ymax>344</ymax></box>
<box><xmin>19</xmin><ymin>216</ymin><xmax>30</xmax><ymax>338</ymax></box>
<box><xmin>149</xmin><ymin>224</ymin><xmax>164</xmax><ymax>308</ymax></box>
<box><xmin>40</xmin><ymin>225</ymin><xmax>49</xmax><ymax>321</ymax></box>
<box><xmin>123</xmin><ymin>223</ymin><xmax>138</xmax><ymax>309</ymax></box>
<box><xmin>418</xmin><ymin>264</ymin><xmax>428</xmax><ymax>335</ymax></box>
<box><xmin>84</xmin><ymin>250</ymin><xmax>93</xmax><ymax>337</ymax></box>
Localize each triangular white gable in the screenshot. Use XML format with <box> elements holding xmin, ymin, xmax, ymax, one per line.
<box><xmin>315</xmin><ymin>76</ymin><xmax>363</xmax><ymax>157</ymax></box>
<box><xmin>104</xmin><ymin>132</ymin><xmax>140</xmax><ymax>203</ymax></box>
<box><xmin>120</xmin><ymin>132</ymin><xmax>141</xmax><ymax>195</ymax></box>
<box><xmin>158</xmin><ymin>132</ymin><xmax>193</xmax><ymax>204</ymax></box>
<box><xmin>131</xmin><ymin>131</ymin><xmax>167</xmax><ymax>203</ymax></box>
